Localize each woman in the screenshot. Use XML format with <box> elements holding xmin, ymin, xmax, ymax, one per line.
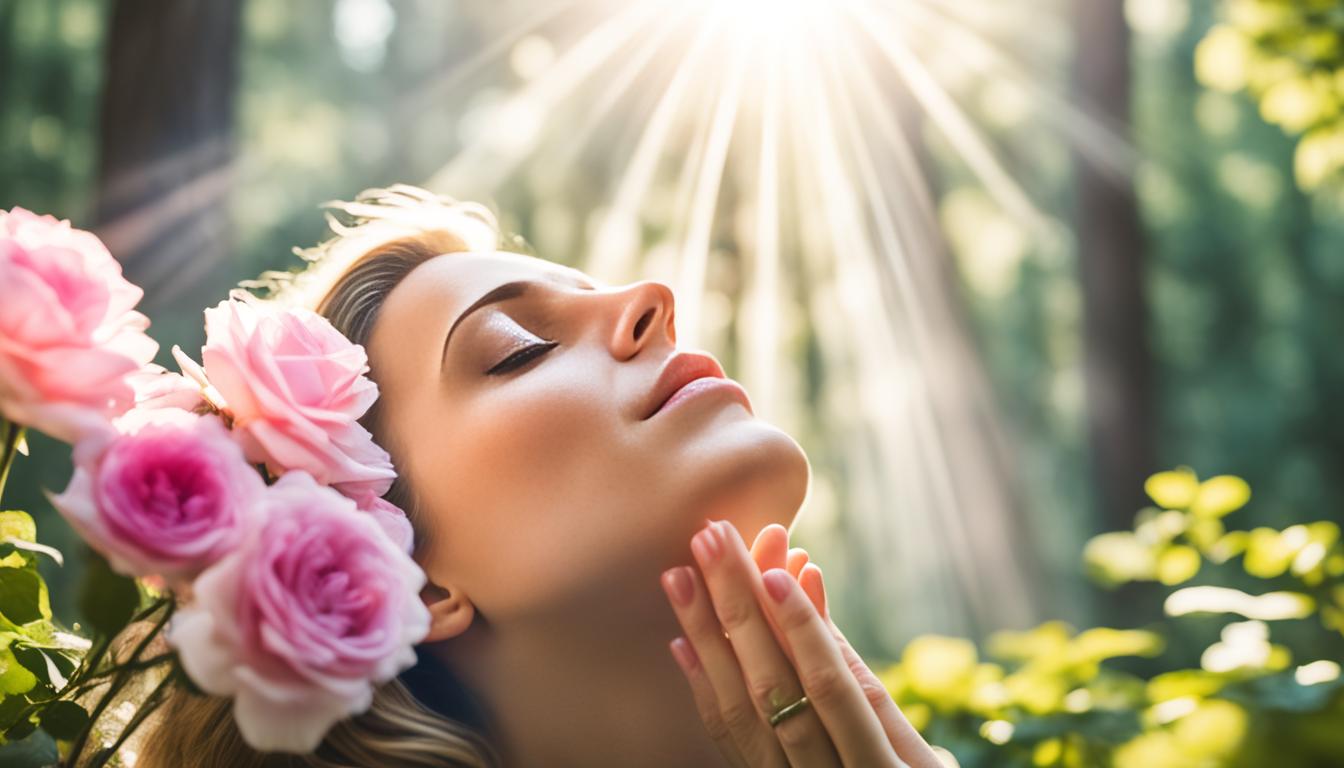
<box><xmin>138</xmin><ymin>186</ymin><xmax>940</xmax><ymax>768</ymax></box>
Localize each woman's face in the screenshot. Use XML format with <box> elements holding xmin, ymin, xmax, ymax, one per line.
<box><xmin>367</xmin><ymin>250</ymin><xmax>809</xmax><ymax>626</ymax></box>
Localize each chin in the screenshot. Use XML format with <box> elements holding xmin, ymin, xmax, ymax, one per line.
<box><xmin>692</xmin><ymin>417</ymin><xmax>811</xmax><ymax>543</ymax></box>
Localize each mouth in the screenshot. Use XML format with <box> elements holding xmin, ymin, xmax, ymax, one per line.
<box><xmin>641</xmin><ymin>351</ymin><xmax>753</xmax><ymax>420</ymax></box>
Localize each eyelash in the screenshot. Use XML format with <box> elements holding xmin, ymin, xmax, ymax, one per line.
<box><xmin>486</xmin><ymin>340</ymin><xmax>559</xmax><ymax>376</ymax></box>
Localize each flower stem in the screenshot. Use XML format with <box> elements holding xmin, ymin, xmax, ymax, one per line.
<box><xmin>63</xmin><ymin>597</ymin><xmax>165</xmax><ymax>697</ymax></box>
<box><xmin>0</xmin><ymin>417</ymin><xmax>22</xmax><ymax>499</ymax></box>
<box><xmin>61</xmin><ymin>652</ymin><xmax>175</xmax><ymax>701</ymax></box>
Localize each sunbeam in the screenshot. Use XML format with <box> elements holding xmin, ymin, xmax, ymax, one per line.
<box><xmin>414</xmin><ymin>0</ymin><xmax>1114</xmax><ymax>639</ymax></box>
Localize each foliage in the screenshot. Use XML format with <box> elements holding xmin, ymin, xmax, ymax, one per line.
<box><xmin>1197</xmin><ymin>0</ymin><xmax>1344</xmax><ymax>190</ymax></box>
<box><xmin>883</xmin><ymin>469</ymin><xmax>1344</xmax><ymax>767</ymax></box>
<box><xmin>0</xmin><ymin>417</ymin><xmax>169</xmax><ymax>767</ymax></box>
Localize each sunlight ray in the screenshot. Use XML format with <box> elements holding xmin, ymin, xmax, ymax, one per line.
<box><xmin>545</xmin><ymin>10</ymin><xmax>687</xmax><ymax>179</ymax></box>
<box><xmin>822</xmin><ymin>37</ymin><xmax>1040</xmax><ymax>626</ymax></box>
<box><xmin>586</xmin><ymin>17</ymin><xmax>723</xmax><ymax>283</ymax></box>
<box><xmin>778</xmin><ymin>36</ymin><xmax>970</xmax><ymax>632</ymax></box>
<box><xmin>742</xmin><ymin>56</ymin><xmax>783</xmax><ymax>419</ymax></box>
<box><xmin>674</xmin><ymin>35</ymin><xmax>750</xmax><ymax>349</ymax></box>
<box><xmin>903</xmin><ymin>0</ymin><xmax>1138</xmax><ymax>178</ymax></box>
<box><xmin>400</xmin><ymin>0</ymin><xmax>584</xmax><ymax>116</ymax></box>
<box><xmin>424</xmin><ymin>1</ymin><xmax>660</xmax><ymax>193</ymax></box>
<box><xmin>846</xmin><ymin>3</ymin><xmax>1045</xmax><ymax>231</ymax></box>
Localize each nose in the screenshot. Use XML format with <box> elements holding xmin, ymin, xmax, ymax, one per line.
<box><xmin>608</xmin><ymin>280</ymin><xmax>676</xmax><ymax>360</ymax></box>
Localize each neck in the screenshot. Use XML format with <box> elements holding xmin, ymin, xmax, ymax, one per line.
<box><xmin>435</xmin><ymin>589</ymin><xmax>728</xmax><ymax>768</ymax></box>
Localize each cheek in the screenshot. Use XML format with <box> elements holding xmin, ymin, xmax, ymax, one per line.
<box><xmin>420</xmin><ymin>365</ymin><xmax>638</xmax><ymax>614</ymax></box>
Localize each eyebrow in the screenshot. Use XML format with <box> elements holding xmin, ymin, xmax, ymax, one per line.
<box><xmin>440</xmin><ymin>280</ymin><xmax>531</xmax><ymax>370</ymax></box>
<box><xmin>439</xmin><ymin>276</ymin><xmax>594</xmax><ymax>370</ymax></box>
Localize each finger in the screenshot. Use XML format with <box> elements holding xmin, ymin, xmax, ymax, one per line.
<box><xmin>663</xmin><ymin>565</ymin><xmax>788</xmax><ymax>767</ymax></box>
<box><xmin>798</xmin><ymin>562</ymin><xmax>826</xmax><ymax>617</ymax></box>
<box><xmin>696</xmin><ymin>521</ymin><xmax>842</xmax><ymax>767</ymax></box>
<box><xmin>761</xmin><ymin>569</ymin><xmax>903</xmax><ymax>768</ymax></box>
<box><xmin>669</xmin><ymin>637</ymin><xmax>750</xmax><ymax>768</ymax></box>
<box><xmin>787</xmin><ymin>548</ymin><xmax>810</xmax><ymax>579</ymax></box>
<box><xmin>751</xmin><ymin>524</ymin><xmax>789</xmax><ymax>573</ymax></box>
<box><xmin>812</xmin><ymin>577</ymin><xmax>942</xmax><ymax>768</ymax></box>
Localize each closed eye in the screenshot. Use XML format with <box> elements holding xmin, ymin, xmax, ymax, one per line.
<box><xmin>486</xmin><ymin>341</ymin><xmax>558</xmax><ymax>376</ymax></box>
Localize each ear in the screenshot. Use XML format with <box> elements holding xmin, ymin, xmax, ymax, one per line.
<box><xmin>420</xmin><ymin>581</ymin><xmax>475</xmax><ymax>642</ymax></box>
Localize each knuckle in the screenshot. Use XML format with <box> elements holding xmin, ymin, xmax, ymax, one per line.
<box><xmin>773</xmin><ymin>712</ymin><xmax>816</xmax><ymax>750</ymax></box>
<box><xmin>749</xmin><ymin>676</ymin><xmax>792</xmax><ymax>713</ymax></box>
<box><xmin>776</xmin><ymin>601</ymin><xmax>814</xmax><ymax>633</ymax></box>
<box><xmin>713</xmin><ymin>598</ymin><xmax>755</xmax><ymax>633</ymax></box>
<box><xmin>800</xmin><ymin>664</ymin><xmax>847</xmax><ymax>707</ymax></box>
<box><xmin>699</xmin><ymin>711</ymin><xmax>731</xmax><ymax>742</ymax></box>
<box><xmin>858</xmin><ymin>672</ymin><xmax>892</xmax><ymax>708</ymax></box>
<box><xmin>719</xmin><ymin>699</ymin><xmax>761</xmax><ymax>734</ymax></box>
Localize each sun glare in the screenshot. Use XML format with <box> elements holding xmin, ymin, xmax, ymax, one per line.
<box><xmin>419</xmin><ymin>0</ymin><xmax>1120</xmax><ymax>639</ymax></box>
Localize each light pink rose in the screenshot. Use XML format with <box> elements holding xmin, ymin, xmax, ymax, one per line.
<box><xmin>0</xmin><ymin>207</ymin><xmax>157</xmax><ymax>441</ymax></box>
<box><xmin>355</xmin><ymin>494</ymin><xmax>415</xmax><ymax>554</ymax></box>
<box><xmin>126</xmin><ymin>363</ymin><xmax>206</xmax><ymax>413</ymax></box>
<box><xmin>168</xmin><ymin>471</ymin><xmax>430</xmax><ymax>753</ymax></box>
<box><xmin>49</xmin><ymin>408</ymin><xmax>263</xmax><ymax>584</ymax></box>
<box><xmin>199</xmin><ymin>298</ymin><xmax>394</xmax><ymax>498</ymax></box>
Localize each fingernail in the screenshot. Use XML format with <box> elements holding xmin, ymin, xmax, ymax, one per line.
<box><xmin>763</xmin><ymin>569</ymin><xmax>793</xmax><ymax>603</ymax></box>
<box><xmin>715</xmin><ymin>520</ymin><xmax>736</xmax><ymax>546</ymax></box>
<box><xmin>670</xmin><ymin>636</ymin><xmax>699</xmax><ymax>672</ymax></box>
<box><xmin>691</xmin><ymin>524</ymin><xmax>721</xmax><ymax>564</ymax></box>
<box><xmin>662</xmin><ymin>566</ymin><xmax>694</xmax><ymax>607</ymax></box>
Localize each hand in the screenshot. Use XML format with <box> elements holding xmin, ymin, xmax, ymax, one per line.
<box><xmin>661</xmin><ymin>521</ymin><xmax>943</xmax><ymax>768</ymax></box>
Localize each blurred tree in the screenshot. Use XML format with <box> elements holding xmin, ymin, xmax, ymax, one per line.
<box><xmin>94</xmin><ymin>0</ymin><xmax>243</xmax><ymax>314</ymax></box>
<box><xmin>1073</xmin><ymin>0</ymin><xmax>1155</xmax><ymax>535</ymax></box>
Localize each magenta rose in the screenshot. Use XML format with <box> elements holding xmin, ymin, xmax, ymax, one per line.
<box><xmin>167</xmin><ymin>471</ymin><xmax>430</xmax><ymax>752</ymax></box>
<box><xmin>198</xmin><ymin>297</ymin><xmax>394</xmax><ymax>499</ymax></box>
<box><xmin>48</xmin><ymin>408</ymin><xmax>263</xmax><ymax>584</ymax></box>
<box><xmin>0</xmin><ymin>207</ymin><xmax>157</xmax><ymax>442</ymax></box>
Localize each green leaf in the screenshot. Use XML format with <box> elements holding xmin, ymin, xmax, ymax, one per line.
<box><xmin>1084</xmin><ymin>532</ymin><xmax>1157</xmax><ymax>586</ymax></box>
<box><xmin>0</xmin><ymin>513</ymin><xmax>35</xmax><ymax>544</ymax></box>
<box><xmin>9</xmin><ymin>646</ymin><xmax>67</xmax><ymax>691</ymax></box>
<box><xmin>1145</xmin><ymin>468</ymin><xmax>1199</xmax><ymax>509</ymax></box>
<box><xmin>36</xmin><ymin>700</ymin><xmax>87</xmax><ymax>741</ymax></box>
<box><xmin>0</xmin><ymin>512</ymin><xmax>62</xmax><ymax>566</ymax></box>
<box><xmin>1157</xmin><ymin>545</ymin><xmax>1202</xmax><ymax>585</ymax></box>
<box><xmin>0</xmin><ymin>568</ymin><xmax>49</xmax><ymax>625</ymax></box>
<box><xmin>0</xmin><ymin>690</ymin><xmax>29</xmax><ymax>733</ymax></box>
<box><xmin>1224</xmin><ymin>668</ymin><xmax>1344</xmax><ymax>713</ymax></box>
<box><xmin>0</xmin><ymin>646</ymin><xmax>37</xmax><ymax>696</ymax></box>
<box><xmin>0</xmin><ymin>540</ymin><xmax>62</xmax><ymax>567</ymax></box>
<box><xmin>1191</xmin><ymin>476</ymin><xmax>1252</xmax><ymax>518</ymax></box>
<box><xmin>2</xmin><ymin>711</ymin><xmax>36</xmax><ymax>742</ymax></box>
<box><xmin>1244</xmin><ymin>528</ymin><xmax>1297</xmax><ymax>579</ymax></box>
<box><xmin>78</xmin><ymin>552</ymin><xmax>140</xmax><ymax>638</ymax></box>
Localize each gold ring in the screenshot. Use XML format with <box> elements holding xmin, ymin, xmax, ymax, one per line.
<box><xmin>768</xmin><ymin>695</ymin><xmax>810</xmax><ymax>727</ymax></box>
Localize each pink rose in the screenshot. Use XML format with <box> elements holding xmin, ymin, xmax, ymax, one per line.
<box><xmin>199</xmin><ymin>298</ymin><xmax>394</xmax><ymax>498</ymax></box>
<box><xmin>357</xmin><ymin>495</ymin><xmax>415</xmax><ymax>554</ymax></box>
<box><xmin>0</xmin><ymin>207</ymin><xmax>157</xmax><ymax>441</ymax></box>
<box><xmin>167</xmin><ymin>471</ymin><xmax>430</xmax><ymax>753</ymax></box>
<box><xmin>49</xmin><ymin>408</ymin><xmax>263</xmax><ymax>584</ymax></box>
<box><xmin>126</xmin><ymin>363</ymin><xmax>206</xmax><ymax>413</ymax></box>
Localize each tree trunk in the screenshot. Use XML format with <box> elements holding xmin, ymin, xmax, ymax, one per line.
<box><xmin>94</xmin><ymin>0</ymin><xmax>243</xmax><ymax>312</ymax></box>
<box><xmin>1073</xmin><ymin>2</ymin><xmax>1154</xmax><ymax>534</ymax></box>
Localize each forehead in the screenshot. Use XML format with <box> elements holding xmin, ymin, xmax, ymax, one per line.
<box><xmin>368</xmin><ymin>250</ymin><xmax>588</xmax><ymax>367</ymax></box>
<box><xmin>396</xmin><ymin>250</ymin><xmax>587</xmax><ymax>307</ymax></box>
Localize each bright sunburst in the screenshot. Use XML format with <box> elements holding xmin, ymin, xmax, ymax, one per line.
<box><xmin>419</xmin><ymin>0</ymin><xmax>1124</xmax><ymax>640</ymax></box>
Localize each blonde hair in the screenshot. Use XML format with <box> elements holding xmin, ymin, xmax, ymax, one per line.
<box><xmin>134</xmin><ymin>186</ymin><xmax>506</xmax><ymax>768</ymax></box>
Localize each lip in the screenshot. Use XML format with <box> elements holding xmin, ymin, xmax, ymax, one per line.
<box><xmin>641</xmin><ymin>351</ymin><xmax>753</xmax><ymax>420</ymax></box>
